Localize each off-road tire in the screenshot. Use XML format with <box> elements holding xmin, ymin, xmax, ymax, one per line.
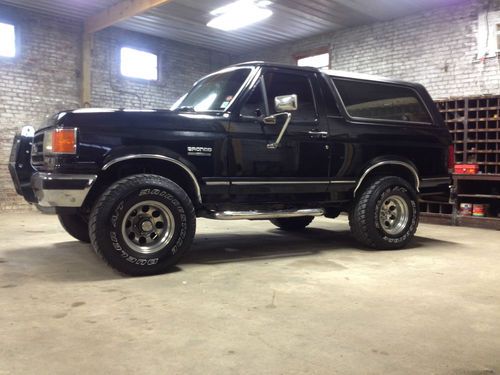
<box><xmin>89</xmin><ymin>174</ymin><xmax>196</xmax><ymax>276</ymax></box>
<box><xmin>270</xmin><ymin>216</ymin><xmax>314</xmax><ymax>231</ymax></box>
<box><xmin>58</xmin><ymin>213</ymin><xmax>90</xmax><ymax>243</ymax></box>
<box><xmin>349</xmin><ymin>176</ymin><xmax>419</xmax><ymax>250</ymax></box>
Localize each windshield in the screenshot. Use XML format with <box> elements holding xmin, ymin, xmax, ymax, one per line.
<box><xmin>172</xmin><ymin>68</ymin><xmax>252</xmax><ymax>112</ymax></box>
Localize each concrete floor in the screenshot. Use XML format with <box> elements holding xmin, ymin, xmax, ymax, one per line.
<box><xmin>0</xmin><ymin>212</ymin><xmax>499</xmax><ymax>375</ymax></box>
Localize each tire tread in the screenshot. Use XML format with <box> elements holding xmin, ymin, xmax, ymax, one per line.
<box><xmin>89</xmin><ymin>174</ymin><xmax>196</xmax><ymax>276</ymax></box>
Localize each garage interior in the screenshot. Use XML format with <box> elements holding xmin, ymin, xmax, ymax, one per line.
<box><xmin>1</xmin><ymin>0</ymin><xmax>500</xmax><ymax>373</ymax></box>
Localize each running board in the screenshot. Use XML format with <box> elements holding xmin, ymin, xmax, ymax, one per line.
<box><xmin>203</xmin><ymin>208</ymin><xmax>325</xmax><ymax>221</ymax></box>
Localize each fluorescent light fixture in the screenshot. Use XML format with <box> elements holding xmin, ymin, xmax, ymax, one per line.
<box><xmin>207</xmin><ymin>0</ymin><xmax>273</xmax><ymax>31</ymax></box>
<box><xmin>120</xmin><ymin>47</ymin><xmax>158</xmax><ymax>81</ymax></box>
<box><xmin>0</xmin><ymin>22</ymin><xmax>16</xmax><ymax>58</ymax></box>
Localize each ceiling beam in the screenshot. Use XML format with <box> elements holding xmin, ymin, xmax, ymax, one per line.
<box><xmin>84</xmin><ymin>0</ymin><xmax>174</xmax><ymax>34</ymax></box>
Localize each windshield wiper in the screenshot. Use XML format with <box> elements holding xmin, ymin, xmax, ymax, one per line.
<box><xmin>175</xmin><ymin>106</ymin><xmax>196</xmax><ymax>113</ymax></box>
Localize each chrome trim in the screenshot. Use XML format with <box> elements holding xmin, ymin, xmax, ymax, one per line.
<box><xmin>421</xmin><ymin>177</ymin><xmax>450</xmax><ymax>182</ymax></box>
<box><xmin>102</xmin><ymin>154</ymin><xmax>202</xmax><ymax>203</ymax></box>
<box><xmin>205</xmin><ymin>208</ymin><xmax>325</xmax><ymax>221</ymax></box>
<box><xmin>231</xmin><ymin>180</ymin><xmax>356</xmax><ymax>185</ymax></box>
<box><xmin>266</xmin><ymin>112</ymin><xmax>292</xmax><ymax>149</ymax></box>
<box><xmin>232</xmin><ymin>180</ymin><xmax>330</xmax><ymax>185</ymax></box>
<box><xmin>32</xmin><ymin>173</ymin><xmax>97</xmax><ymax>208</ymax></box>
<box><xmin>275</xmin><ymin>94</ymin><xmax>298</xmax><ymax>112</ymax></box>
<box><xmin>205</xmin><ymin>181</ymin><xmax>230</xmax><ymax>186</ymax></box>
<box><xmin>354</xmin><ymin>161</ymin><xmax>420</xmax><ymax>196</ymax></box>
<box><xmin>207</xmin><ymin>180</ymin><xmax>356</xmax><ymax>186</ymax></box>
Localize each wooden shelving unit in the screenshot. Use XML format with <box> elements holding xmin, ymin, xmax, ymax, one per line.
<box><xmin>420</xmin><ymin>96</ymin><xmax>500</xmax><ymax>230</ymax></box>
<box><xmin>436</xmin><ymin>96</ymin><xmax>500</xmax><ymax>174</ymax></box>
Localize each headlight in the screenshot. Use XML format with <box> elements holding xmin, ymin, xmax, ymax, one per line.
<box><xmin>43</xmin><ymin>128</ymin><xmax>77</xmax><ymax>155</ymax></box>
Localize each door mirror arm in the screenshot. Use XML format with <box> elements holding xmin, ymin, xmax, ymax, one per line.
<box><xmin>264</xmin><ymin>112</ymin><xmax>292</xmax><ymax>149</ymax></box>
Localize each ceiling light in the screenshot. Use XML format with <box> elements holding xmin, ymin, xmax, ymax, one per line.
<box><xmin>207</xmin><ymin>0</ymin><xmax>273</xmax><ymax>31</ymax></box>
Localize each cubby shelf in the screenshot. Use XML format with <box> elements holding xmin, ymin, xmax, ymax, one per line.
<box><xmin>421</xmin><ymin>96</ymin><xmax>500</xmax><ymax>229</ymax></box>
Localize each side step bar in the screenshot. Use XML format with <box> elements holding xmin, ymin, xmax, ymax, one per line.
<box><xmin>203</xmin><ymin>208</ymin><xmax>325</xmax><ymax>221</ymax></box>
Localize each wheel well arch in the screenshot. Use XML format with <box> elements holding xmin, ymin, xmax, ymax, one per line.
<box><xmin>83</xmin><ymin>156</ymin><xmax>202</xmax><ymax>210</ymax></box>
<box><xmin>354</xmin><ymin>161</ymin><xmax>420</xmax><ymax>197</ymax></box>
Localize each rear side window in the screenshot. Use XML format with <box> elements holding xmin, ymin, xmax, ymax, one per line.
<box><xmin>333</xmin><ymin>78</ymin><xmax>432</xmax><ymax>124</ymax></box>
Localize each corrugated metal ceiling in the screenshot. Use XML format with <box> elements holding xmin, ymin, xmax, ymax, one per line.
<box><xmin>0</xmin><ymin>0</ymin><xmax>120</xmax><ymax>20</ymax></box>
<box><xmin>0</xmin><ymin>0</ymin><xmax>463</xmax><ymax>53</ymax></box>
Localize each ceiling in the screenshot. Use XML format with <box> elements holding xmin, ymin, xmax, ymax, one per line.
<box><xmin>0</xmin><ymin>0</ymin><xmax>464</xmax><ymax>54</ymax></box>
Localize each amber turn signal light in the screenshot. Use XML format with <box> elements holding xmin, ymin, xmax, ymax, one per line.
<box><xmin>51</xmin><ymin>128</ymin><xmax>77</xmax><ymax>154</ymax></box>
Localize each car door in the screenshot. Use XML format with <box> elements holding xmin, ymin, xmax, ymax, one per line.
<box><xmin>228</xmin><ymin>68</ymin><xmax>331</xmax><ymax>203</ymax></box>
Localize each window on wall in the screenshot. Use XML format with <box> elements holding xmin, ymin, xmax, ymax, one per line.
<box><xmin>297</xmin><ymin>52</ymin><xmax>330</xmax><ymax>70</ymax></box>
<box><xmin>497</xmin><ymin>23</ymin><xmax>500</xmax><ymax>51</ymax></box>
<box><xmin>120</xmin><ymin>47</ymin><xmax>158</xmax><ymax>80</ymax></box>
<box><xmin>0</xmin><ymin>22</ymin><xmax>16</xmax><ymax>58</ymax></box>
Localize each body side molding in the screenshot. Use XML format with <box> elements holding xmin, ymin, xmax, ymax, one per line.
<box><xmin>102</xmin><ymin>154</ymin><xmax>202</xmax><ymax>203</ymax></box>
<box><xmin>354</xmin><ymin>161</ymin><xmax>420</xmax><ymax>196</ymax></box>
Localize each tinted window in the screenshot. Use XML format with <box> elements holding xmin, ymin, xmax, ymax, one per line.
<box><xmin>264</xmin><ymin>72</ymin><xmax>316</xmax><ymax>122</ymax></box>
<box><xmin>333</xmin><ymin>79</ymin><xmax>432</xmax><ymax>124</ymax></box>
<box><xmin>319</xmin><ymin>77</ymin><xmax>341</xmax><ymax>116</ymax></box>
<box><xmin>240</xmin><ymin>81</ymin><xmax>266</xmax><ymax>117</ymax></box>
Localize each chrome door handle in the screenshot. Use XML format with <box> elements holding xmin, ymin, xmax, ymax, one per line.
<box><xmin>308</xmin><ymin>131</ymin><xmax>328</xmax><ymax>139</ymax></box>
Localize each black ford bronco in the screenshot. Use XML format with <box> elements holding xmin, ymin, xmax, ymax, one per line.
<box><xmin>9</xmin><ymin>62</ymin><xmax>451</xmax><ymax>276</ymax></box>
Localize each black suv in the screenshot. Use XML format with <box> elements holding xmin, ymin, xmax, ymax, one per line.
<box><xmin>9</xmin><ymin>62</ymin><xmax>451</xmax><ymax>276</ymax></box>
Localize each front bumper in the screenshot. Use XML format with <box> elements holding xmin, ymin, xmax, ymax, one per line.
<box><xmin>9</xmin><ymin>126</ymin><xmax>97</xmax><ymax>208</ymax></box>
<box><xmin>31</xmin><ymin>173</ymin><xmax>97</xmax><ymax>207</ymax></box>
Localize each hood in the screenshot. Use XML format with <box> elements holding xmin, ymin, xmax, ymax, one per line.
<box><xmin>37</xmin><ymin>107</ymin><xmax>224</xmax><ymax>133</ymax></box>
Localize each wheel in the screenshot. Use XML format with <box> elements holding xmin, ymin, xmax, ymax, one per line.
<box><xmin>89</xmin><ymin>174</ymin><xmax>196</xmax><ymax>276</ymax></box>
<box><xmin>349</xmin><ymin>176</ymin><xmax>419</xmax><ymax>250</ymax></box>
<box><xmin>270</xmin><ymin>216</ymin><xmax>314</xmax><ymax>231</ymax></box>
<box><xmin>58</xmin><ymin>213</ymin><xmax>90</xmax><ymax>243</ymax></box>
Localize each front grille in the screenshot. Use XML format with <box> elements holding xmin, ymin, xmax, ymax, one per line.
<box><xmin>31</xmin><ymin>132</ymin><xmax>44</xmax><ymax>167</ymax></box>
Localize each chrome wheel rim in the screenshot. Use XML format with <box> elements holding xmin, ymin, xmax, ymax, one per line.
<box><xmin>378</xmin><ymin>195</ymin><xmax>409</xmax><ymax>236</ymax></box>
<box><xmin>121</xmin><ymin>201</ymin><xmax>175</xmax><ymax>254</ymax></box>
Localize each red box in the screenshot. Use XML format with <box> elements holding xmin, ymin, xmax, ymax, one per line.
<box><xmin>454</xmin><ymin>164</ymin><xmax>479</xmax><ymax>174</ymax></box>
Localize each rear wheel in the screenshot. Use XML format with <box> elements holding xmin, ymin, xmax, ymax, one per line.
<box><xmin>349</xmin><ymin>176</ymin><xmax>418</xmax><ymax>250</ymax></box>
<box><xmin>270</xmin><ymin>216</ymin><xmax>314</xmax><ymax>231</ymax></box>
<box><xmin>58</xmin><ymin>213</ymin><xmax>90</xmax><ymax>243</ymax></box>
<box><xmin>89</xmin><ymin>174</ymin><xmax>196</xmax><ymax>276</ymax></box>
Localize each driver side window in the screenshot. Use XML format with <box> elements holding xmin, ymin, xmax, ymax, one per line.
<box><xmin>264</xmin><ymin>71</ymin><xmax>316</xmax><ymax>122</ymax></box>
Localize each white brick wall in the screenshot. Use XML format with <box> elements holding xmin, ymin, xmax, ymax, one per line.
<box><xmin>0</xmin><ymin>5</ymin><xmax>81</xmax><ymax>210</ymax></box>
<box><xmin>0</xmin><ymin>4</ymin><xmax>233</xmax><ymax>210</ymax></box>
<box><xmin>91</xmin><ymin>28</ymin><xmax>233</xmax><ymax>109</ymax></box>
<box><xmin>238</xmin><ymin>0</ymin><xmax>500</xmax><ymax>100</ymax></box>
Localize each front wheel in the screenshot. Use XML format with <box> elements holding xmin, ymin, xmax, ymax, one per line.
<box><xmin>89</xmin><ymin>174</ymin><xmax>196</xmax><ymax>276</ymax></box>
<box><xmin>349</xmin><ymin>176</ymin><xmax>419</xmax><ymax>250</ymax></box>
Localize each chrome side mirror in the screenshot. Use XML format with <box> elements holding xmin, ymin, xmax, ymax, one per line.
<box><xmin>275</xmin><ymin>94</ymin><xmax>298</xmax><ymax>112</ymax></box>
<box><xmin>266</xmin><ymin>113</ymin><xmax>292</xmax><ymax>149</ymax></box>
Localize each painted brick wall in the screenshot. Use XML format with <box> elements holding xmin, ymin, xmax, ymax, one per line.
<box><xmin>237</xmin><ymin>0</ymin><xmax>500</xmax><ymax>100</ymax></box>
<box><xmin>0</xmin><ymin>5</ymin><xmax>81</xmax><ymax>211</ymax></box>
<box><xmin>0</xmin><ymin>5</ymin><xmax>232</xmax><ymax>210</ymax></box>
<box><xmin>91</xmin><ymin>28</ymin><xmax>233</xmax><ymax>109</ymax></box>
